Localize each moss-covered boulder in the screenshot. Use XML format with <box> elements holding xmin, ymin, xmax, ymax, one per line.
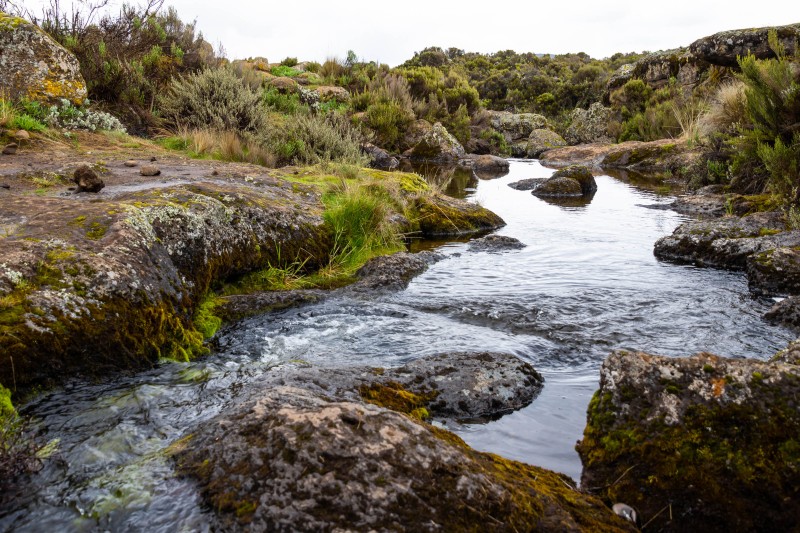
<box><xmin>531</xmin><ymin>166</ymin><xmax>597</xmax><ymax>199</ymax></box>
<box><xmin>551</xmin><ymin>166</ymin><xmax>597</xmax><ymax>195</ymax></box>
<box><xmin>487</xmin><ymin>111</ymin><xmax>550</xmax><ymax>145</ymax></box>
<box><xmin>175</xmin><ymin>385</ymin><xmax>635</xmax><ymax>532</ymax></box>
<box><xmin>747</xmin><ymin>246</ymin><xmax>800</xmax><ymax>296</ymax></box>
<box><xmin>0</xmin><ymin>179</ymin><xmax>331</xmax><ymax>394</ymax></box>
<box><xmin>413</xmin><ymin>192</ymin><xmax>504</xmax><ymax>236</ymax></box>
<box><xmin>564</xmin><ymin>103</ymin><xmax>612</xmax><ymax>145</ymax></box>
<box><xmin>577</xmin><ymin>350</ymin><xmax>800</xmax><ymax>532</ymax></box>
<box><xmin>526</xmin><ymin>128</ymin><xmax>567</xmax><ymax>158</ymax></box>
<box><xmin>403</xmin><ymin>122</ymin><xmax>465</xmax><ymax>162</ymax></box>
<box><xmin>0</xmin><ymin>12</ymin><xmax>87</xmax><ymax>105</ymax></box>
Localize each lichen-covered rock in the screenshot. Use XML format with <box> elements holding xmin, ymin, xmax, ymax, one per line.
<box><xmin>764</xmin><ymin>296</ymin><xmax>800</xmax><ymax>328</ymax></box>
<box><xmin>526</xmin><ymin>128</ymin><xmax>567</xmax><ymax>158</ymax></box>
<box><xmin>468</xmin><ymin>234</ymin><xmax>526</xmax><ymax>253</ymax></box>
<box><xmin>551</xmin><ymin>166</ymin><xmax>597</xmax><ymax>196</ymax></box>
<box><xmin>360</xmin><ymin>142</ymin><xmax>399</xmax><ymax>170</ymax></box>
<box><xmin>404</xmin><ymin>122</ymin><xmax>465</xmax><ymax>162</ymax></box>
<box><xmin>314</xmin><ymin>85</ymin><xmax>350</xmax><ymax>102</ymax></box>
<box><xmin>653</xmin><ymin>211</ymin><xmax>794</xmax><ymax>268</ymax></box>
<box><xmin>0</xmin><ymin>13</ymin><xmax>86</xmax><ymax>105</ymax></box>
<box><xmin>689</xmin><ymin>23</ymin><xmax>800</xmax><ymax>67</ymax></box>
<box><xmin>532</xmin><ymin>176</ymin><xmax>583</xmax><ymax>198</ymax></box>
<box><xmin>414</xmin><ymin>192</ymin><xmax>504</xmax><ymax>236</ymax></box>
<box><xmin>266</xmin><ymin>76</ymin><xmax>299</xmax><ymax>93</ymax></box>
<box><xmin>508</xmin><ymin>178</ymin><xmax>547</xmax><ymax>191</ymax></box>
<box><xmin>577</xmin><ymin>350</ymin><xmax>800</xmax><ymax>532</ymax></box>
<box><xmin>0</xmin><ymin>179</ymin><xmax>331</xmax><ymax>393</ymax></box>
<box><xmin>175</xmin><ymin>384</ymin><xmax>635</xmax><ymax>532</ymax></box>
<box><xmin>350</xmin><ymin>251</ymin><xmax>442</xmax><ymax>293</ymax></box>
<box><xmin>747</xmin><ymin>246</ymin><xmax>800</xmax><ymax>296</ymax></box>
<box><xmin>564</xmin><ymin>103</ymin><xmax>612</xmax><ymax>145</ymax></box>
<box><xmin>486</xmin><ymin>111</ymin><xmax>550</xmax><ymax>145</ymax></box>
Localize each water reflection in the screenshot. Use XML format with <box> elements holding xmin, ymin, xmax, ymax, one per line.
<box><xmin>399</xmin><ymin>160</ymin><xmax>478</xmax><ymax>199</ymax></box>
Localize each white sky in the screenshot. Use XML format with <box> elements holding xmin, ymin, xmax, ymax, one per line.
<box><xmin>21</xmin><ymin>1</ymin><xmax>800</xmax><ymax>65</ymax></box>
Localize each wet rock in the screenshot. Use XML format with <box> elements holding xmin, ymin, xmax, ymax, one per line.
<box><xmin>0</xmin><ymin>13</ymin><xmax>87</xmax><ymax>105</ymax></box>
<box><xmin>525</xmin><ymin>128</ymin><xmax>567</xmax><ymax>157</ymax></box>
<box><xmin>414</xmin><ymin>192</ymin><xmax>504</xmax><ymax>237</ymax></box>
<box><xmin>508</xmin><ymin>178</ymin><xmax>546</xmax><ymax>191</ymax></box>
<box><xmin>72</xmin><ymin>164</ymin><xmax>105</xmax><ymax>193</ymax></box>
<box><xmin>746</xmin><ymin>246</ymin><xmax>800</xmax><ymax>296</ymax></box>
<box><xmin>653</xmin><ymin>211</ymin><xmax>793</xmax><ymax>268</ymax></box>
<box><xmin>467</xmin><ymin>234</ymin><xmax>526</xmax><ymax>253</ymax></box>
<box><xmin>351</xmin><ymin>251</ymin><xmax>442</xmax><ymax>292</ymax></box>
<box><xmin>671</xmin><ymin>193</ymin><xmax>727</xmax><ymax>217</ymax></box>
<box><xmin>532</xmin><ymin>176</ymin><xmax>583</xmax><ymax>197</ymax></box>
<box><xmin>123</xmin><ymin>160</ymin><xmax>138</xmax><ymax>167</ymax></box>
<box><xmin>403</xmin><ymin>122</ymin><xmax>465</xmax><ymax>162</ymax></box>
<box><xmin>469</xmin><ymin>154</ymin><xmax>509</xmax><ymax>180</ymax></box>
<box><xmin>174</xmin><ymin>372</ymin><xmax>633</xmax><ymax>531</ymax></box>
<box><xmin>577</xmin><ymin>350</ymin><xmax>800</xmax><ymax>532</ymax></box>
<box><xmin>764</xmin><ymin>296</ymin><xmax>800</xmax><ymax>328</ymax></box>
<box><xmin>551</xmin><ymin>165</ymin><xmax>597</xmax><ymax>196</ymax></box>
<box><xmin>139</xmin><ymin>165</ymin><xmax>161</xmax><ymax>176</ymax></box>
<box><xmin>2</xmin><ymin>143</ymin><xmax>17</xmax><ymax>155</ymax></box>
<box><xmin>215</xmin><ymin>290</ymin><xmax>325</xmax><ymax>322</ymax></box>
<box><xmin>360</xmin><ymin>142</ymin><xmax>399</xmax><ymax>170</ymax></box>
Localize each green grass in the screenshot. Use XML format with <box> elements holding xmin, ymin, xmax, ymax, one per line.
<box><xmin>270</xmin><ymin>65</ymin><xmax>302</xmax><ymax>77</ymax></box>
<box><xmin>9</xmin><ymin>114</ymin><xmax>46</xmax><ymax>132</ymax></box>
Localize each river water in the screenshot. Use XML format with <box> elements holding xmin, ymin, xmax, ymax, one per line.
<box><xmin>1</xmin><ymin>159</ymin><xmax>793</xmax><ymax>532</ymax></box>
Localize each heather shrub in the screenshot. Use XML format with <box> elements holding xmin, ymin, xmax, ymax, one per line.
<box><xmin>364</xmin><ymin>101</ymin><xmax>414</xmax><ymax>150</ymax></box>
<box><xmin>263</xmin><ymin>113</ymin><xmax>366</xmax><ymax>166</ymax></box>
<box><xmin>159</xmin><ymin>67</ymin><xmax>266</xmax><ymax>133</ymax></box>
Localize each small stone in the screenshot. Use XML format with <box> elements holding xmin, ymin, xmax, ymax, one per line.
<box><xmin>124</xmin><ymin>160</ymin><xmax>137</xmax><ymax>167</ymax></box>
<box><xmin>211</xmin><ymin>170</ymin><xmax>219</xmax><ymax>176</ymax></box>
<box><xmin>73</xmin><ymin>164</ymin><xmax>105</xmax><ymax>193</ymax></box>
<box><xmin>140</xmin><ymin>165</ymin><xmax>161</xmax><ymax>177</ymax></box>
<box><xmin>14</xmin><ymin>130</ymin><xmax>31</xmax><ymax>142</ymax></box>
<box><xmin>150</xmin><ymin>156</ymin><xmax>157</xmax><ymax>162</ymax></box>
<box><xmin>2</xmin><ymin>143</ymin><xmax>18</xmax><ymax>155</ymax></box>
<box><xmin>1</xmin><ymin>184</ymin><xmax>10</xmax><ymax>189</ymax></box>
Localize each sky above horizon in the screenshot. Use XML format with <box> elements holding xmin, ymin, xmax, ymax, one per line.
<box><xmin>19</xmin><ymin>0</ymin><xmax>800</xmax><ymax>65</ymax></box>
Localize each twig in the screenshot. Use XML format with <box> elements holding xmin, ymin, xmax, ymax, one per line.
<box><xmin>641</xmin><ymin>503</ymin><xmax>671</xmax><ymax>530</ymax></box>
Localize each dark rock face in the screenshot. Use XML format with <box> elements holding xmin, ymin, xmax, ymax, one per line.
<box><xmin>653</xmin><ymin>211</ymin><xmax>793</xmax><ymax>269</ymax></box>
<box><xmin>747</xmin><ymin>246</ymin><xmax>800</xmax><ymax>296</ymax></box>
<box><xmin>577</xmin><ymin>350</ymin><xmax>800</xmax><ymax>532</ymax></box>
<box><xmin>72</xmin><ymin>165</ymin><xmax>104</xmax><ymax>192</ymax></box>
<box><xmin>765</xmin><ymin>296</ymin><xmax>800</xmax><ymax>328</ymax></box>
<box><xmin>173</xmin><ymin>353</ymin><xmax>634</xmax><ymax>532</ymax></box>
<box><xmin>351</xmin><ymin>251</ymin><xmax>442</xmax><ymax>292</ymax></box>
<box><xmin>468</xmin><ymin>234</ymin><xmax>526</xmax><ymax>253</ymax></box>
<box><xmin>361</xmin><ymin>142</ymin><xmax>399</xmax><ymax>170</ymax></box>
<box><xmin>551</xmin><ymin>166</ymin><xmax>597</xmax><ymax>196</ymax></box>
<box><xmin>689</xmin><ymin>23</ymin><xmax>800</xmax><ymax>67</ymax></box>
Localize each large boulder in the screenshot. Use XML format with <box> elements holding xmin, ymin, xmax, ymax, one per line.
<box><xmin>403</xmin><ymin>122</ymin><xmax>465</xmax><ymax>162</ymax></box>
<box><xmin>413</xmin><ymin>192</ymin><xmax>504</xmax><ymax>237</ymax></box>
<box><xmin>315</xmin><ymin>85</ymin><xmax>350</xmax><ymax>102</ymax></box>
<box><xmin>689</xmin><ymin>23</ymin><xmax>800</xmax><ymax>67</ymax></box>
<box><xmin>471</xmin><ymin>154</ymin><xmax>509</xmax><ymax>179</ymax></box>
<box><xmin>564</xmin><ymin>103</ymin><xmax>612</xmax><ymax>145</ymax></box>
<box><xmin>577</xmin><ymin>350</ymin><xmax>800</xmax><ymax>532</ymax></box>
<box><xmin>747</xmin><ymin>246</ymin><xmax>800</xmax><ymax>296</ymax></box>
<box><xmin>0</xmin><ymin>13</ymin><xmax>87</xmax><ymax>105</ymax></box>
<box><xmin>487</xmin><ymin>111</ymin><xmax>549</xmax><ymax>145</ymax></box>
<box><xmin>526</xmin><ymin>128</ymin><xmax>567</xmax><ymax>158</ymax></box>
<box><xmin>531</xmin><ymin>165</ymin><xmax>597</xmax><ymax>199</ymax></box>
<box><xmin>173</xmin><ymin>380</ymin><xmax>635</xmax><ymax>531</ymax></box>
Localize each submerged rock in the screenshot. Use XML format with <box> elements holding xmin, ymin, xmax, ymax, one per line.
<box><xmin>577</xmin><ymin>350</ymin><xmax>800</xmax><ymax>532</ymax></box>
<box><xmin>508</xmin><ymin>178</ymin><xmax>547</xmax><ymax>191</ymax></box>
<box><xmin>174</xmin><ymin>353</ymin><xmax>634</xmax><ymax>532</ymax></box>
<box><xmin>467</xmin><ymin>234</ymin><xmax>526</xmax><ymax>253</ymax></box>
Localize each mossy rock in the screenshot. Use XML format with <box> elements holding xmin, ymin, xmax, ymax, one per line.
<box><xmin>578</xmin><ymin>350</ymin><xmax>800</xmax><ymax>532</ymax></box>
<box><xmin>175</xmin><ymin>385</ymin><xmax>635</xmax><ymax>532</ymax></box>
<box><xmin>532</xmin><ymin>176</ymin><xmax>583</xmax><ymax>198</ymax></box>
<box><xmin>551</xmin><ymin>166</ymin><xmax>597</xmax><ymax>195</ymax></box>
<box><xmin>413</xmin><ymin>192</ymin><xmax>504</xmax><ymax>237</ymax></box>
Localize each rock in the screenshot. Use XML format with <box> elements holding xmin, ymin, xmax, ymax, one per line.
<box><xmin>467</xmin><ymin>235</ymin><xmax>526</xmax><ymax>253</ymax></box>
<box><xmin>764</xmin><ymin>296</ymin><xmax>800</xmax><ymax>328</ymax></box>
<box><xmin>577</xmin><ymin>350</ymin><xmax>800</xmax><ymax>532</ymax></box>
<box><xmin>360</xmin><ymin>142</ymin><xmax>398</xmax><ymax>170</ymax></box>
<box><xmin>174</xmin><ymin>377</ymin><xmax>633</xmax><ymax>531</ymax></box>
<box><xmin>772</xmin><ymin>338</ymin><xmax>800</xmax><ymax>365</ymax></box>
<box><xmin>689</xmin><ymin>23</ymin><xmax>800</xmax><ymax>67</ymax></box>
<box><xmin>551</xmin><ymin>165</ymin><xmax>597</xmax><ymax>196</ymax></box>
<box><xmin>123</xmin><ymin>160</ymin><xmax>138</xmax><ymax>167</ymax></box>
<box><xmin>525</xmin><ymin>128</ymin><xmax>567</xmax><ymax>158</ymax></box>
<box><xmin>532</xmin><ymin>176</ymin><xmax>583</xmax><ymax>197</ymax></box>
<box><xmin>351</xmin><ymin>251</ymin><xmax>442</xmax><ymax>292</ymax></box>
<box><xmin>13</xmin><ymin>130</ymin><xmax>30</xmax><ymax>142</ymax></box>
<box><xmin>0</xmin><ymin>13</ymin><xmax>87</xmax><ymax>105</ymax></box>
<box><xmin>508</xmin><ymin>178</ymin><xmax>546</xmax><ymax>191</ymax></box>
<box><xmin>315</xmin><ymin>85</ymin><xmax>350</xmax><ymax>102</ymax></box>
<box><xmin>2</xmin><ymin>143</ymin><xmax>17</xmax><ymax>155</ymax></box>
<box><xmin>746</xmin><ymin>246</ymin><xmax>800</xmax><ymax>296</ymax></box>
<box><xmin>671</xmin><ymin>194</ymin><xmax>728</xmax><ymax>217</ymax></box>
<box><xmin>414</xmin><ymin>192</ymin><xmax>505</xmax><ymax>237</ymax></box>
<box><xmin>606</xmin><ymin>48</ymin><xmax>702</xmax><ymax>93</ymax></box>
<box><xmin>653</xmin><ymin>212</ymin><xmax>797</xmax><ymax>269</ymax></box>
<box><xmin>216</xmin><ymin>290</ymin><xmax>324</xmax><ymax>323</ymax></box>
<box><xmin>139</xmin><ymin>165</ymin><xmax>161</xmax><ymax>177</ymax></box>
<box><xmin>400</xmin><ymin>119</ymin><xmax>433</xmax><ymax>151</ymax></box>
<box><xmin>403</xmin><ymin>122</ymin><xmax>465</xmax><ymax>162</ymax></box>
<box><xmin>267</xmin><ymin>76</ymin><xmax>299</xmax><ymax>93</ymax></box>
<box><xmin>486</xmin><ymin>111</ymin><xmax>549</xmax><ymax>144</ymax></box>
<box><xmin>564</xmin><ymin>103</ymin><xmax>612</xmax><ymax>145</ymax></box>
<box><xmin>72</xmin><ymin>164</ymin><xmax>104</xmax><ymax>193</ymax></box>
<box><xmin>0</xmin><ymin>180</ymin><xmax>332</xmax><ymax>393</ymax></box>
<box><xmin>470</xmin><ymin>154</ymin><xmax>509</xmax><ymax>179</ymax></box>
<box><xmin>1</xmin><ymin>184</ymin><xmax>9</xmax><ymax>189</ymax></box>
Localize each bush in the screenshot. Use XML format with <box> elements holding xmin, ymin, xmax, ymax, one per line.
<box><xmin>159</xmin><ymin>67</ymin><xmax>266</xmax><ymax>133</ymax></box>
<box><xmin>263</xmin><ymin>87</ymin><xmax>307</xmax><ymax>115</ymax></box>
<box><xmin>270</xmin><ymin>65</ymin><xmax>302</xmax><ymax>77</ymax></box>
<box><xmin>263</xmin><ymin>113</ymin><xmax>366</xmax><ymax>166</ymax></box>
<box><xmin>44</xmin><ymin>99</ymin><xmax>127</xmax><ymax>132</ymax></box>
<box><xmin>364</xmin><ymin>101</ymin><xmax>414</xmax><ymax>150</ymax></box>
<box><xmin>281</xmin><ymin>57</ymin><xmax>298</xmax><ymax>67</ymax></box>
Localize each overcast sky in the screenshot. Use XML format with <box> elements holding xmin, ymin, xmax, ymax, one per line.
<box><xmin>21</xmin><ymin>1</ymin><xmax>800</xmax><ymax>65</ymax></box>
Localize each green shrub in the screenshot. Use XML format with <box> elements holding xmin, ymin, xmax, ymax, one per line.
<box><xmin>9</xmin><ymin>114</ymin><xmax>46</xmax><ymax>132</ymax></box>
<box><xmin>270</xmin><ymin>65</ymin><xmax>302</xmax><ymax>77</ymax></box>
<box><xmin>263</xmin><ymin>113</ymin><xmax>366</xmax><ymax>166</ymax></box>
<box><xmin>159</xmin><ymin>67</ymin><xmax>266</xmax><ymax>133</ymax></box>
<box><xmin>263</xmin><ymin>87</ymin><xmax>307</xmax><ymax>115</ymax></box>
<box><xmin>281</xmin><ymin>57</ymin><xmax>299</xmax><ymax>67</ymax></box>
<box><xmin>364</xmin><ymin>101</ymin><xmax>414</xmax><ymax>150</ymax></box>
<box><xmin>443</xmin><ymin>103</ymin><xmax>471</xmax><ymax>146</ymax></box>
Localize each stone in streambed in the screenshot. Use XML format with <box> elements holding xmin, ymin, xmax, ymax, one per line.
<box><xmin>72</xmin><ymin>164</ymin><xmax>104</xmax><ymax>192</ymax></box>
<box><xmin>139</xmin><ymin>165</ymin><xmax>160</xmax><ymax>176</ymax></box>
<box><xmin>468</xmin><ymin>234</ymin><xmax>526</xmax><ymax>253</ymax></box>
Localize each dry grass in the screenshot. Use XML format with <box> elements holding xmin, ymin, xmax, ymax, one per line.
<box><xmin>699</xmin><ymin>81</ymin><xmax>747</xmax><ymax>137</ymax></box>
<box><xmin>168</xmin><ymin>128</ymin><xmax>276</xmax><ymax>166</ymax></box>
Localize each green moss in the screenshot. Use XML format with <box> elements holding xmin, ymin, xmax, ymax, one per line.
<box><xmin>0</xmin><ymin>13</ymin><xmax>27</xmax><ymax>31</ymax></box>
<box><xmin>359</xmin><ymin>381</ymin><xmax>438</xmax><ymax>420</ymax></box>
<box><xmin>0</xmin><ymin>383</ymin><xmax>15</xmax><ymax>419</ymax></box>
<box><xmin>193</xmin><ymin>295</ymin><xmax>223</xmax><ymax>339</ymax></box>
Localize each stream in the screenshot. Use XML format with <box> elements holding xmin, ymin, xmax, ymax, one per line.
<box><xmin>1</xmin><ymin>159</ymin><xmax>794</xmax><ymax>532</ymax></box>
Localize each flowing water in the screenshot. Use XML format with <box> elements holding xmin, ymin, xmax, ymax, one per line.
<box><xmin>1</xmin><ymin>160</ymin><xmax>794</xmax><ymax>531</ymax></box>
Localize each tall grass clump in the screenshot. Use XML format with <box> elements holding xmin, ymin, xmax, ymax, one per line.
<box><xmin>159</xmin><ymin>66</ymin><xmax>266</xmax><ymax>133</ymax></box>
